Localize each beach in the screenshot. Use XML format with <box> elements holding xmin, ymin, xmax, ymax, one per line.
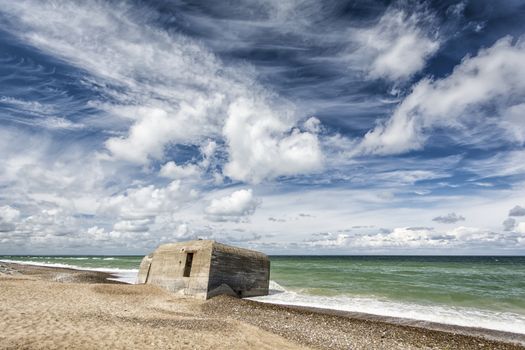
<box><xmin>1</xmin><ymin>262</ymin><xmax>524</xmax><ymax>350</ymax></box>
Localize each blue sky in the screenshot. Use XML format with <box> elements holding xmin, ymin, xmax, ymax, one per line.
<box><xmin>1</xmin><ymin>0</ymin><xmax>525</xmax><ymax>254</ymax></box>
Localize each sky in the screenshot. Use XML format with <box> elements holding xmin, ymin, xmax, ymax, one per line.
<box><xmin>1</xmin><ymin>0</ymin><xmax>525</xmax><ymax>255</ymax></box>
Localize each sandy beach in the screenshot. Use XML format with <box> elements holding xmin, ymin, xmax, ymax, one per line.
<box><xmin>1</xmin><ymin>262</ymin><xmax>524</xmax><ymax>350</ymax></box>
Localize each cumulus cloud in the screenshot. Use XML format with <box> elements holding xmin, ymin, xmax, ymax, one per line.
<box><xmin>112</xmin><ymin>219</ymin><xmax>152</xmax><ymax>233</ymax></box>
<box><xmin>355</xmin><ymin>8</ymin><xmax>439</xmax><ymax>81</ymax></box>
<box><xmin>86</xmin><ymin>218</ymin><xmax>195</xmax><ymax>248</ymax></box>
<box><xmin>0</xmin><ymin>205</ymin><xmax>20</xmax><ymax>232</ymax></box>
<box><xmin>359</xmin><ymin>36</ymin><xmax>525</xmax><ymax>155</ymax></box>
<box><xmin>20</xmin><ymin>209</ymin><xmax>78</xmax><ymax>237</ymax></box>
<box><xmin>305</xmin><ymin>225</ymin><xmax>515</xmax><ymax>250</ymax></box>
<box><xmin>509</xmin><ymin>205</ymin><xmax>525</xmax><ymax>217</ymax></box>
<box><xmin>223</xmin><ymin>98</ymin><xmax>323</xmax><ymax>183</ymax></box>
<box><xmin>0</xmin><ymin>208</ymin><xmax>81</xmax><ymax>251</ymax></box>
<box><xmin>104</xmin><ymin>100</ymin><xmax>225</xmax><ymax>164</ymax></box>
<box><xmin>503</xmin><ymin>217</ymin><xmax>516</xmax><ymax>231</ymax></box>
<box><xmin>159</xmin><ymin>161</ymin><xmax>200</xmax><ymax>180</ymax></box>
<box><xmin>99</xmin><ymin>180</ymin><xmax>198</xmax><ymax>220</ymax></box>
<box><xmin>205</xmin><ymin>189</ymin><xmax>261</xmax><ymax>222</ymax></box>
<box><xmin>516</xmin><ymin>222</ymin><xmax>525</xmax><ymax>234</ymax></box>
<box><xmin>432</xmin><ymin>213</ymin><xmax>465</xmax><ymax>224</ymax></box>
<box><xmin>86</xmin><ymin>226</ymin><xmax>109</xmax><ymax>241</ymax></box>
<box><xmin>0</xmin><ymin>205</ymin><xmax>20</xmax><ymax>222</ymax></box>
<box><xmin>303</xmin><ymin>117</ymin><xmax>322</xmax><ymax>133</ymax></box>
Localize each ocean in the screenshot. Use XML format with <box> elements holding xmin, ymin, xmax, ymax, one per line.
<box><xmin>2</xmin><ymin>255</ymin><xmax>524</xmax><ymax>334</ymax></box>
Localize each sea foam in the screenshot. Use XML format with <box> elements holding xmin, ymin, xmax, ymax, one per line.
<box><xmin>250</xmin><ymin>280</ymin><xmax>525</xmax><ymax>335</ymax></box>
<box><xmin>4</xmin><ymin>259</ymin><xmax>525</xmax><ymax>335</ymax></box>
<box><xmin>0</xmin><ymin>259</ymin><xmax>138</xmax><ymax>284</ymax></box>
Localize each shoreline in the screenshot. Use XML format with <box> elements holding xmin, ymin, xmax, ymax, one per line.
<box><xmin>0</xmin><ymin>258</ymin><xmax>138</xmax><ymax>284</ymax></box>
<box><xmin>272</xmin><ymin>302</ymin><xmax>525</xmax><ymax>346</ymax></box>
<box><xmin>1</xmin><ymin>262</ymin><xmax>524</xmax><ymax>349</ymax></box>
<box><xmin>5</xmin><ymin>259</ymin><xmax>524</xmax><ymax>342</ymax></box>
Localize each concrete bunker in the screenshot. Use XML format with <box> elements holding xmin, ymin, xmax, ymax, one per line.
<box><xmin>137</xmin><ymin>240</ymin><xmax>270</xmax><ymax>299</ymax></box>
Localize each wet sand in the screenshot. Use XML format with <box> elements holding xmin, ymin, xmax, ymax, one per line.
<box><xmin>1</xmin><ymin>262</ymin><xmax>524</xmax><ymax>350</ymax></box>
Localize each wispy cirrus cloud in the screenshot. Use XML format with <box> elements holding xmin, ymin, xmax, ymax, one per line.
<box><xmin>0</xmin><ymin>0</ymin><xmax>323</xmax><ymax>182</ymax></box>
<box><xmin>353</xmin><ymin>7</ymin><xmax>440</xmax><ymax>82</ymax></box>
<box><xmin>1</xmin><ymin>0</ymin><xmax>525</xmax><ymax>254</ymax></box>
<box><xmin>358</xmin><ymin>36</ymin><xmax>525</xmax><ymax>155</ymax></box>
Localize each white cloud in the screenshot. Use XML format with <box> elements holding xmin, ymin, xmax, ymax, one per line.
<box><xmin>223</xmin><ymin>98</ymin><xmax>322</xmax><ymax>183</ymax></box>
<box><xmin>516</xmin><ymin>222</ymin><xmax>525</xmax><ymax>234</ymax></box>
<box><xmin>99</xmin><ymin>180</ymin><xmax>198</xmax><ymax>220</ymax></box>
<box><xmin>303</xmin><ymin>117</ymin><xmax>321</xmax><ymax>133</ymax></box>
<box><xmin>159</xmin><ymin>161</ymin><xmax>200</xmax><ymax>179</ymax></box>
<box><xmin>0</xmin><ymin>208</ymin><xmax>81</xmax><ymax>250</ymax></box>
<box><xmin>0</xmin><ymin>205</ymin><xmax>20</xmax><ymax>222</ymax></box>
<box><xmin>104</xmin><ymin>98</ymin><xmax>225</xmax><ymax>164</ymax></box>
<box><xmin>359</xmin><ymin>36</ymin><xmax>525</xmax><ymax>155</ymax></box>
<box><xmin>87</xmin><ymin>218</ymin><xmax>194</xmax><ymax>246</ymax></box>
<box><xmin>501</xmin><ymin>103</ymin><xmax>525</xmax><ymax>144</ymax></box>
<box><xmin>232</xmin><ymin>3</ymin><xmax>440</xmax><ymax>83</ymax></box>
<box><xmin>0</xmin><ymin>97</ymin><xmax>84</xmax><ymax>130</ymax></box>
<box><xmin>0</xmin><ymin>128</ymin><xmax>116</xmax><ymax>215</ymax></box>
<box><xmin>0</xmin><ymin>205</ymin><xmax>20</xmax><ymax>232</ymax></box>
<box><xmin>112</xmin><ymin>219</ymin><xmax>152</xmax><ymax>233</ymax></box>
<box><xmin>356</xmin><ymin>8</ymin><xmax>439</xmax><ymax>81</ymax></box>
<box><xmin>38</xmin><ymin>117</ymin><xmax>84</xmax><ymax>130</ymax></box>
<box><xmin>463</xmin><ymin>149</ymin><xmax>525</xmax><ymax>179</ymax></box>
<box><xmin>205</xmin><ymin>189</ymin><xmax>261</xmax><ymax>221</ymax></box>
<box><xmin>306</xmin><ymin>225</ymin><xmax>513</xmax><ymax>250</ymax></box>
<box><xmin>200</xmin><ymin>140</ymin><xmax>217</xmax><ymax>164</ymax></box>
<box><xmin>86</xmin><ymin>226</ymin><xmax>108</xmax><ymax>241</ymax></box>
<box><xmin>375</xmin><ymin>170</ymin><xmax>444</xmax><ymax>185</ymax></box>
<box><xmin>0</xmin><ymin>0</ymin><xmax>323</xmax><ymax>182</ymax></box>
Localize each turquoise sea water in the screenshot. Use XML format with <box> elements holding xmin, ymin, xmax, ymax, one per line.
<box><xmin>2</xmin><ymin>255</ymin><xmax>525</xmax><ymax>333</ymax></box>
<box><xmin>269</xmin><ymin>256</ymin><xmax>525</xmax><ymax>314</ymax></box>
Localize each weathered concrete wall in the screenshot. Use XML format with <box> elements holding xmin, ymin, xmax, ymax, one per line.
<box><xmin>137</xmin><ymin>253</ymin><xmax>153</xmax><ymax>284</ymax></box>
<box><xmin>138</xmin><ymin>240</ymin><xmax>270</xmax><ymax>299</ymax></box>
<box><xmin>207</xmin><ymin>242</ymin><xmax>270</xmax><ymax>298</ymax></box>
<box><xmin>140</xmin><ymin>240</ymin><xmax>213</xmax><ymax>299</ymax></box>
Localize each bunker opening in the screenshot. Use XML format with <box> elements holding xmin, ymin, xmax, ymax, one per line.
<box><xmin>183</xmin><ymin>252</ymin><xmax>194</xmax><ymax>277</ymax></box>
